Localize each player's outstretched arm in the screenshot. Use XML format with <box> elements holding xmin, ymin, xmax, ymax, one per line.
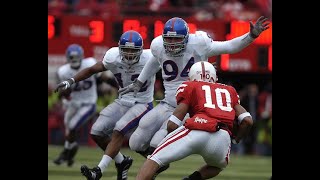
<box><xmin>54</xmin><ymin>61</ymin><xmax>106</xmax><ymax>93</ymax></box>
<box><xmin>232</xmin><ymin>104</ymin><xmax>254</xmax><ymax>144</ymax></box>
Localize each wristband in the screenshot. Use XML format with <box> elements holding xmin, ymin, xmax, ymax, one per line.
<box><xmin>238</xmin><ymin>112</ymin><xmax>251</xmax><ymax>124</ymax></box>
<box><xmin>69</xmin><ymin>78</ymin><xmax>75</xmax><ymax>84</ymax></box>
<box><xmin>169</xmin><ymin>115</ymin><xmax>182</xmax><ymax>126</ymax></box>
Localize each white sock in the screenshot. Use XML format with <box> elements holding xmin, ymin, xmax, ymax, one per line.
<box><xmin>98</xmin><ymin>155</ymin><xmax>112</xmax><ymax>172</ymax></box>
<box><xmin>114</xmin><ymin>152</ymin><xmax>124</xmax><ymax>164</ymax></box>
<box><xmin>64</xmin><ymin>141</ymin><xmax>70</xmax><ymax>149</ymax></box>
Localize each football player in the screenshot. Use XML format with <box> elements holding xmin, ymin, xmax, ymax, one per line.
<box><xmin>54</xmin><ymin>44</ymin><xmax>98</xmax><ymax>167</ymax></box>
<box><xmin>118</xmin><ymin>16</ymin><xmax>269</xmax><ymax>176</ymax></box>
<box><xmin>55</xmin><ymin>30</ymin><xmax>155</xmax><ymax>180</ymax></box>
<box><xmin>136</xmin><ymin>61</ymin><xmax>253</xmax><ymax>180</ymax></box>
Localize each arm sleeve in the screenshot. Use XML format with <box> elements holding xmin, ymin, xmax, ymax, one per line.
<box><xmin>206</xmin><ymin>32</ymin><xmax>255</xmax><ymax>57</ymax></box>
<box><xmin>230</xmin><ymin>86</ymin><xmax>240</xmax><ymax>108</ymax></box>
<box><xmin>102</xmin><ymin>54</ymin><xmax>110</xmax><ymax>71</ymax></box>
<box><xmin>137</xmin><ymin>55</ymin><xmax>161</xmax><ymax>83</ymax></box>
<box><xmin>176</xmin><ymin>82</ymin><xmax>192</xmax><ymax>105</ymax></box>
<box><xmin>102</xmin><ymin>47</ymin><xmax>119</xmax><ymax>71</ymax></box>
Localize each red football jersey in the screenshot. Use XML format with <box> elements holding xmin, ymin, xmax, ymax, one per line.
<box><xmin>176</xmin><ymin>81</ymin><xmax>240</xmax><ymax>135</ymax></box>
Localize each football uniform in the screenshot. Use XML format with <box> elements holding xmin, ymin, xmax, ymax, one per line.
<box><xmin>57</xmin><ymin>58</ymin><xmax>98</xmax><ymax>133</ymax></box>
<box><xmin>150</xmin><ymin>81</ymin><xmax>240</xmax><ymax>169</ymax></box>
<box><xmin>130</xmin><ymin>31</ymin><xmax>253</xmax><ymax>151</ymax></box>
<box><xmin>176</xmin><ymin>81</ymin><xmax>239</xmax><ymax>135</ymax></box>
<box><xmin>91</xmin><ymin>47</ymin><xmax>155</xmax><ymax>136</ymax></box>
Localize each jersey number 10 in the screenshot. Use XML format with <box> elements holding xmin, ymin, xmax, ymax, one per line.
<box><xmin>202</xmin><ymin>85</ymin><xmax>233</xmax><ymax>112</ymax></box>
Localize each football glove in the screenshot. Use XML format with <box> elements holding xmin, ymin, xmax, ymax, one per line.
<box><xmin>118</xmin><ymin>79</ymin><xmax>143</xmax><ymax>97</ymax></box>
<box><xmin>249</xmin><ymin>16</ymin><xmax>270</xmax><ymax>38</ymax></box>
<box><xmin>54</xmin><ymin>78</ymin><xmax>75</xmax><ymax>93</ymax></box>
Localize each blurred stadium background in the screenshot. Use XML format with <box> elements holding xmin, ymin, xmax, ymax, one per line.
<box><xmin>48</xmin><ymin>0</ymin><xmax>272</xmax><ymax>179</ymax></box>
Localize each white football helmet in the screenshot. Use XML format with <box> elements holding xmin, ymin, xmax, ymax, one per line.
<box><xmin>188</xmin><ymin>61</ymin><xmax>217</xmax><ymax>83</ymax></box>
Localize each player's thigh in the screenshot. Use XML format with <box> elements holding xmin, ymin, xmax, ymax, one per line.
<box><xmin>64</xmin><ymin>105</ymin><xmax>78</xmax><ymax>126</ymax></box>
<box><xmin>149</xmin><ymin>126</ymin><xmax>194</xmax><ymax>166</ymax></box>
<box><xmin>137</xmin><ymin>103</ymin><xmax>173</xmax><ymax>133</ymax></box>
<box><xmin>90</xmin><ymin>101</ymin><xmax>127</xmax><ymax>137</ymax></box>
<box><xmin>68</xmin><ymin>104</ymin><xmax>96</xmax><ymax>131</ymax></box>
<box><xmin>129</xmin><ymin>104</ymin><xmax>172</xmax><ymax>150</ymax></box>
<box><xmin>202</xmin><ymin>129</ymin><xmax>231</xmax><ymax>169</ymax></box>
<box><xmin>114</xmin><ymin>103</ymin><xmax>153</xmax><ymax>135</ymax></box>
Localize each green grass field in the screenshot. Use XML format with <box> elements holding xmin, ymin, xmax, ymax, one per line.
<box><xmin>48</xmin><ymin>145</ymin><xmax>272</xmax><ymax>180</ymax></box>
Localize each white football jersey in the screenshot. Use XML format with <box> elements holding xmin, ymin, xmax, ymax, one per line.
<box><xmin>57</xmin><ymin>57</ymin><xmax>98</xmax><ymax>104</ymax></box>
<box><xmin>151</xmin><ymin>31</ymin><xmax>217</xmax><ymax>107</ymax></box>
<box><xmin>102</xmin><ymin>47</ymin><xmax>155</xmax><ymax>104</ymax></box>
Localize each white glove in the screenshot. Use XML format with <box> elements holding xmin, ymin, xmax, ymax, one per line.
<box><xmin>118</xmin><ymin>79</ymin><xmax>143</xmax><ymax>97</ymax></box>
<box><xmin>249</xmin><ymin>16</ymin><xmax>270</xmax><ymax>38</ymax></box>
<box><xmin>54</xmin><ymin>78</ymin><xmax>75</xmax><ymax>93</ymax></box>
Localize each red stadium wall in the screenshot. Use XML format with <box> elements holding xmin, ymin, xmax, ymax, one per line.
<box><xmin>48</xmin><ymin>15</ymin><xmax>272</xmax><ymax>85</ymax></box>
